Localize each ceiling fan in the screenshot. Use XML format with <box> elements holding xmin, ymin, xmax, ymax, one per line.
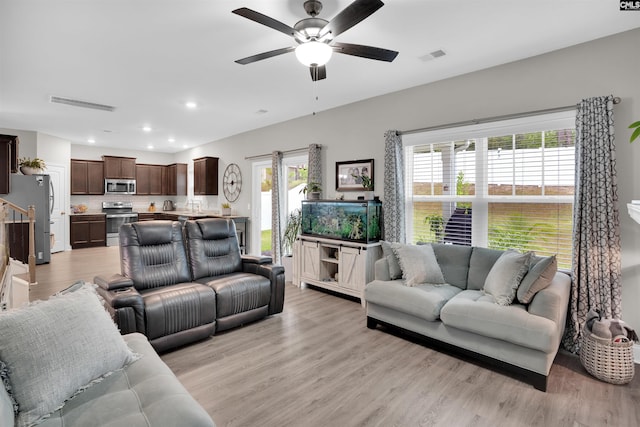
<box><xmin>232</xmin><ymin>0</ymin><xmax>399</xmax><ymax>81</ymax></box>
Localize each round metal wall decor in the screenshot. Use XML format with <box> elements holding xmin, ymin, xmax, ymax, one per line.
<box><xmin>223</xmin><ymin>163</ymin><xmax>242</xmax><ymax>202</ymax></box>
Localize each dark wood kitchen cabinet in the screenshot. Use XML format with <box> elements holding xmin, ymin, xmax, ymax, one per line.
<box><xmin>70</xmin><ymin>214</ymin><xmax>106</xmax><ymax>249</ymax></box>
<box><xmin>164</xmin><ymin>163</ymin><xmax>187</xmax><ymax>196</ymax></box>
<box><xmin>193</xmin><ymin>157</ymin><xmax>218</xmax><ymax>195</ymax></box>
<box><xmin>136</xmin><ymin>164</ymin><xmax>163</xmax><ymax>195</ymax></box>
<box><xmin>103</xmin><ymin>156</ymin><xmax>136</xmax><ymax>179</ymax></box>
<box><xmin>71</xmin><ymin>159</ymin><xmax>104</xmax><ymax>195</ymax></box>
<box><xmin>0</xmin><ymin>134</ymin><xmax>19</xmax><ymax>194</ymax></box>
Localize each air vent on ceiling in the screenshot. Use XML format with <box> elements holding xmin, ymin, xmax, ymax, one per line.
<box><xmin>50</xmin><ymin>96</ymin><xmax>116</xmax><ymax>112</ymax></box>
<box><xmin>419</xmin><ymin>49</ymin><xmax>447</xmax><ymax>62</ymax></box>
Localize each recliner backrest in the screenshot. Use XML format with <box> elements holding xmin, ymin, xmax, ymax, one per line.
<box><xmin>119</xmin><ymin>220</ymin><xmax>192</xmax><ymax>290</ymax></box>
<box><xmin>184</xmin><ymin>218</ymin><xmax>243</xmax><ymax>280</ymax></box>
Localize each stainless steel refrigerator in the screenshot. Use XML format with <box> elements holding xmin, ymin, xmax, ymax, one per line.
<box><xmin>5</xmin><ymin>174</ymin><xmax>51</xmax><ymax>264</ymax></box>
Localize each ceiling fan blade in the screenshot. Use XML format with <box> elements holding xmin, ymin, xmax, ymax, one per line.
<box><xmin>332</xmin><ymin>42</ymin><xmax>398</xmax><ymax>62</ymax></box>
<box><xmin>235</xmin><ymin>46</ymin><xmax>296</xmax><ymax>65</ymax></box>
<box><xmin>320</xmin><ymin>0</ymin><xmax>384</xmax><ymax>39</ymax></box>
<box><xmin>232</xmin><ymin>7</ymin><xmax>304</xmax><ymax>39</ymax></box>
<box><xmin>310</xmin><ymin>65</ymin><xmax>327</xmax><ymax>81</ymax></box>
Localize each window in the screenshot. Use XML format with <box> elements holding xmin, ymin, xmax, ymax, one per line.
<box><xmin>404</xmin><ymin>111</ymin><xmax>575</xmax><ymax>268</ymax></box>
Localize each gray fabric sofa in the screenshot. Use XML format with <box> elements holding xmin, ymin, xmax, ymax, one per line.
<box><xmin>0</xmin><ymin>333</ymin><xmax>215</xmax><ymax>427</ymax></box>
<box><xmin>95</xmin><ymin>218</ymin><xmax>285</xmax><ymax>353</ymax></box>
<box><xmin>364</xmin><ymin>243</ymin><xmax>571</xmax><ymax>391</ymax></box>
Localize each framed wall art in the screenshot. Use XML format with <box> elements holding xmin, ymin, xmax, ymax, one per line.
<box><xmin>335</xmin><ymin>159</ymin><xmax>374</xmax><ymax>192</ymax></box>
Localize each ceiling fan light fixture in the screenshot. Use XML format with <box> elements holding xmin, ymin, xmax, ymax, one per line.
<box><xmin>295</xmin><ymin>41</ymin><xmax>332</xmax><ymax>67</ymax></box>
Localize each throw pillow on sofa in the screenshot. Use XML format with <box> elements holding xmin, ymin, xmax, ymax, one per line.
<box><xmin>483</xmin><ymin>249</ymin><xmax>532</xmax><ymax>306</ymax></box>
<box><xmin>381</xmin><ymin>240</ymin><xmax>403</xmax><ymax>280</ymax></box>
<box><xmin>392</xmin><ymin>243</ymin><xmax>445</xmax><ymax>286</ymax></box>
<box><xmin>517</xmin><ymin>255</ymin><xmax>557</xmax><ymax>304</ymax></box>
<box><xmin>0</xmin><ymin>284</ymin><xmax>139</xmax><ymax>427</ymax></box>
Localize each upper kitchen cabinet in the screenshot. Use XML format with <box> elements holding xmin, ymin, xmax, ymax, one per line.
<box><xmin>71</xmin><ymin>159</ymin><xmax>104</xmax><ymax>195</ymax></box>
<box><xmin>0</xmin><ymin>134</ymin><xmax>19</xmax><ymax>194</ymax></box>
<box><xmin>103</xmin><ymin>155</ymin><xmax>136</xmax><ymax>179</ymax></box>
<box><xmin>136</xmin><ymin>164</ymin><xmax>163</xmax><ymax>195</ymax></box>
<box><xmin>164</xmin><ymin>163</ymin><xmax>187</xmax><ymax>196</ymax></box>
<box><xmin>193</xmin><ymin>157</ymin><xmax>218</xmax><ymax>195</ymax></box>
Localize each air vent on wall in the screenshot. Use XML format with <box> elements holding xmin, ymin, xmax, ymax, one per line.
<box><xmin>50</xmin><ymin>96</ymin><xmax>116</xmax><ymax>112</ymax></box>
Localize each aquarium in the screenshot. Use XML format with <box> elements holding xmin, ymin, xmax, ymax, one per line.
<box><xmin>301</xmin><ymin>200</ymin><xmax>382</xmax><ymax>243</ymax></box>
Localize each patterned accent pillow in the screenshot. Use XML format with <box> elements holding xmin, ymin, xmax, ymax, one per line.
<box><xmin>517</xmin><ymin>255</ymin><xmax>557</xmax><ymax>304</ymax></box>
<box><xmin>483</xmin><ymin>250</ymin><xmax>533</xmax><ymax>305</ymax></box>
<box><xmin>391</xmin><ymin>243</ymin><xmax>445</xmax><ymax>287</ymax></box>
<box><xmin>0</xmin><ymin>284</ymin><xmax>139</xmax><ymax>427</ymax></box>
<box><xmin>380</xmin><ymin>240</ymin><xmax>402</xmax><ymax>280</ymax></box>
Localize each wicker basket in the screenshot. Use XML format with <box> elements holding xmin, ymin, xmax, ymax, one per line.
<box><xmin>580</xmin><ymin>331</ymin><xmax>635</xmax><ymax>384</ymax></box>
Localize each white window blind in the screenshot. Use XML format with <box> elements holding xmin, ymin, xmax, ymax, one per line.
<box><xmin>404</xmin><ymin>111</ymin><xmax>575</xmax><ymax>268</ymax></box>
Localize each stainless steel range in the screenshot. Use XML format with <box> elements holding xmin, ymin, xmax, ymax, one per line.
<box><xmin>102</xmin><ymin>201</ymin><xmax>138</xmax><ymax>247</ymax></box>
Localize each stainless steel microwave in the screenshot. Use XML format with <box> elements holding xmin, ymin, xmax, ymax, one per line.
<box><xmin>105</xmin><ymin>179</ymin><xmax>136</xmax><ymax>195</ymax></box>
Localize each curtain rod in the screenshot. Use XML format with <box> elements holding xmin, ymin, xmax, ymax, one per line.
<box><xmin>245</xmin><ymin>145</ymin><xmax>319</xmax><ymax>161</ymax></box>
<box><xmin>399</xmin><ymin>97</ymin><xmax>622</xmax><ymax>136</ymax></box>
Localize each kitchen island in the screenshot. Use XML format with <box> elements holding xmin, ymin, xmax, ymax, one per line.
<box><xmin>137</xmin><ymin>211</ymin><xmax>249</xmax><ymax>254</ymax></box>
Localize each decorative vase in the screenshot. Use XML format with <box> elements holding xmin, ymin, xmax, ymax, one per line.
<box><xmin>20</xmin><ymin>166</ymin><xmax>41</xmax><ymax>175</ymax></box>
<box><xmin>308</xmin><ymin>192</ymin><xmax>321</xmax><ymax>200</ymax></box>
<box><xmin>222</xmin><ymin>207</ymin><xmax>232</xmax><ymax>216</ymax></box>
<box><xmin>364</xmin><ymin>191</ymin><xmax>374</xmax><ymax>200</ymax></box>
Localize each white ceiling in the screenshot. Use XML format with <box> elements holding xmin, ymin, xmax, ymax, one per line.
<box><xmin>1</xmin><ymin>0</ymin><xmax>638</xmax><ymax>153</ymax></box>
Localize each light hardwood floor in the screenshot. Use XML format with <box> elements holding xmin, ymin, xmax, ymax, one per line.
<box><xmin>34</xmin><ymin>247</ymin><xmax>640</xmax><ymax>427</ymax></box>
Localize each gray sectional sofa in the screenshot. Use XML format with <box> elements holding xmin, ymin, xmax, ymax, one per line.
<box><xmin>1</xmin><ymin>333</ymin><xmax>215</xmax><ymax>427</ymax></box>
<box><xmin>364</xmin><ymin>243</ymin><xmax>571</xmax><ymax>391</ymax></box>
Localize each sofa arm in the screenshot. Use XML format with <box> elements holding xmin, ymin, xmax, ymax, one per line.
<box><xmin>94</xmin><ymin>273</ymin><xmax>134</xmax><ymax>291</ymax></box>
<box><xmin>528</xmin><ymin>272</ymin><xmax>571</xmax><ymax>325</ymax></box>
<box><xmin>374</xmin><ymin>258</ymin><xmax>392</xmax><ymax>281</ymax></box>
<box><xmin>242</xmin><ymin>261</ymin><xmax>285</xmax><ymax>315</ymax></box>
<box><xmin>95</xmin><ymin>286</ymin><xmax>145</xmax><ymax>335</ymax></box>
<box><xmin>241</xmin><ymin>255</ymin><xmax>273</xmax><ymax>265</ymax></box>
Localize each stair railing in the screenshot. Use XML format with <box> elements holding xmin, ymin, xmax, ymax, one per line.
<box><xmin>0</xmin><ymin>198</ymin><xmax>36</xmax><ymax>284</ymax></box>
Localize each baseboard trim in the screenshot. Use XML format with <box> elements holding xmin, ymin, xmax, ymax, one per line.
<box><xmin>634</xmin><ymin>344</ymin><xmax>640</xmax><ymax>364</ymax></box>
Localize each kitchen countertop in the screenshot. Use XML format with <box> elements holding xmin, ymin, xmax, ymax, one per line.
<box><xmin>154</xmin><ymin>210</ymin><xmax>247</xmax><ymax>218</ymax></box>
<box><xmin>69</xmin><ymin>211</ymin><xmax>105</xmax><ymax>216</ymax></box>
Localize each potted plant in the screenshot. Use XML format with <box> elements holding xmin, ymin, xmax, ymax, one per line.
<box><xmin>18</xmin><ymin>157</ymin><xmax>46</xmax><ymax>175</ymax></box>
<box><xmin>221</xmin><ymin>202</ymin><xmax>232</xmax><ymax>216</ymax></box>
<box><xmin>630</xmin><ymin>120</ymin><xmax>640</xmax><ymax>143</ymax></box>
<box><xmin>352</xmin><ymin>173</ymin><xmax>374</xmax><ymax>200</ymax></box>
<box><xmin>300</xmin><ymin>182</ymin><xmax>322</xmax><ymax>200</ymax></box>
<box><xmin>282</xmin><ymin>208</ymin><xmax>302</xmax><ymax>283</ymax></box>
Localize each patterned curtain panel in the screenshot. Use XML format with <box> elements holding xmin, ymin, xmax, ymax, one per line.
<box><xmin>308</xmin><ymin>143</ymin><xmax>322</xmax><ymax>196</ymax></box>
<box><xmin>383</xmin><ymin>130</ymin><xmax>406</xmax><ymax>243</ymax></box>
<box><xmin>563</xmin><ymin>95</ymin><xmax>621</xmax><ymax>353</ymax></box>
<box><xmin>271</xmin><ymin>151</ymin><xmax>284</xmax><ymax>264</ymax></box>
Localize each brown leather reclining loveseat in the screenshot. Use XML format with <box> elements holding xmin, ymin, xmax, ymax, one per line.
<box><xmin>94</xmin><ymin>218</ymin><xmax>284</xmax><ymax>352</ymax></box>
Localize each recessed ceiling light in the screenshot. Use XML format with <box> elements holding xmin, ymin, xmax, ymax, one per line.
<box><xmin>88</xmin><ymin>138</ymin><xmax>95</xmax><ymax>144</ymax></box>
<box><xmin>142</xmin><ymin>125</ymin><xmax>152</xmax><ymax>132</ymax></box>
<box><xmin>168</xmin><ymin>137</ymin><xmax>175</xmax><ymax>143</ymax></box>
<box><xmin>183</xmin><ymin>144</ymin><xmax>188</xmax><ymax>149</ymax></box>
<box><xmin>147</xmin><ymin>145</ymin><xmax>154</xmax><ymax>150</ymax></box>
<box><xmin>185</xmin><ymin>101</ymin><xmax>197</xmax><ymax>109</ymax></box>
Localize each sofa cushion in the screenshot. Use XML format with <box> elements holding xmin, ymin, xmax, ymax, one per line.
<box><xmin>141</xmin><ymin>283</ymin><xmax>217</xmax><ymax>341</ymax></box>
<box><xmin>36</xmin><ymin>333</ymin><xmax>215</xmax><ymax>427</ymax></box>
<box><xmin>380</xmin><ymin>241</ymin><xmax>402</xmax><ymax>280</ymax></box>
<box><xmin>517</xmin><ymin>255</ymin><xmax>557</xmax><ymax>304</ymax></box>
<box><xmin>185</xmin><ymin>219</ymin><xmax>243</xmax><ymax>280</ymax></box>
<box><xmin>466</xmin><ymin>247</ymin><xmax>506</xmax><ymax>290</ymax></box>
<box><xmin>365</xmin><ymin>280</ymin><xmax>462</xmax><ymax>322</ymax></box>
<box><xmin>440</xmin><ymin>290</ymin><xmax>560</xmax><ymax>353</ymax></box>
<box><xmin>200</xmin><ymin>273</ymin><xmax>272</xmax><ymax>318</ymax></box>
<box><xmin>392</xmin><ymin>243</ymin><xmax>445</xmax><ymax>286</ymax></box>
<box><xmin>483</xmin><ymin>250</ymin><xmax>533</xmax><ymax>305</ymax></box>
<box><xmin>0</xmin><ymin>285</ymin><xmax>139</xmax><ymax>427</ymax></box>
<box><xmin>432</xmin><ymin>243</ymin><xmax>473</xmax><ymax>289</ymax></box>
